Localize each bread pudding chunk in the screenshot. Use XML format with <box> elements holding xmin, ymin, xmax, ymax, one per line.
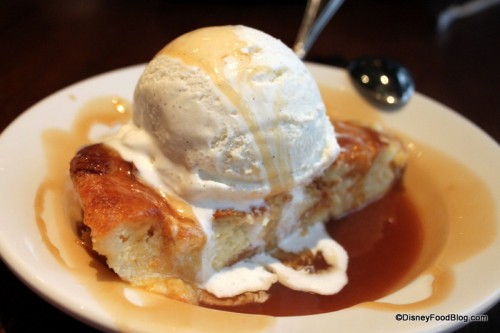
<box><xmin>69</xmin><ymin>120</ymin><xmax>407</xmax><ymax>305</ymax></box>
<box><xmin>70</xmin><ymin>143</ymin><xmax>205</xmax><ymax>303</ymax></box>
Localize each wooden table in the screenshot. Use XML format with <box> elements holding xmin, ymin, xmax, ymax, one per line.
<box><xmin>1</xmin><ymin>0</ymin><xmax>498</xmax><ymax>331</ymax></box>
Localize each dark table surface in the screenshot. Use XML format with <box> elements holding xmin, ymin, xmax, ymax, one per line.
<box><xmin>1</xmin><ymin>0</ymin><xmax>499</xmax><ymax>332</ymax></box>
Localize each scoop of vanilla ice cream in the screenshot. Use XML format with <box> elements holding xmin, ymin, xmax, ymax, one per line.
<box><xmin>131</xmin><ymin>25</ymin><xmax>339</xmax><ymax>206</ymax></box>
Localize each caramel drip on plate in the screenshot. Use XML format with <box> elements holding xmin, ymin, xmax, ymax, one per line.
<box><xmin>35</xmin><ymin>97</ymin><xmax>131</xmax><ymax>266</ymax></box>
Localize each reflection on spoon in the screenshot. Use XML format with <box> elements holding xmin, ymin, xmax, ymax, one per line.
<box><xmin>347</xmin><ymin>56</ymin><xmax>415</xmax><ymax>110</ymax></box>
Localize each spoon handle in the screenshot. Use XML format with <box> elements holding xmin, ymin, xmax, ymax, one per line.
<box><xmin>293</xmin><ymin>0</ymin><xmax>345</xmax><ymax>59</ymax></box>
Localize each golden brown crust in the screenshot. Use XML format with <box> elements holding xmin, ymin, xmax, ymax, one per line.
<box><xmin>306</xmin><ymin>120</ymin><xmax>407</xmax><ymax>222</ymax></box>
<box><xmin>70</xmin><ymin>144</ymin><xmax>205</xmax><ymax>302</ymax></box>
<box><xmin>70</xmin><ymin>144</ymin><xmax>166</xmax><ymax>237</ymax></box>
<box><xmin>70</xmin><ymin>144</ymin><xmax>205</xmax><ymax>245</ymax></box>
<box><xmin>335</xmin><ymin>120</ymin><xmax>384</xmax><ymax>174</ymax></box>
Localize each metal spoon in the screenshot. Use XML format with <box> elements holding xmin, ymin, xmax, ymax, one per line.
<box><xmin>294</xmin><ymin>0</ymin><xmax>415</xmax><ymax>109</ymax></box>
<box><xmin>347</xmin><ymin>56</ymin><xmax>415</xmax><ymax>110</ymax></box>
<box><xmin>293</xmin><ymin>0</ymin><xmax>345</xmax><ymax>59</ymax></box>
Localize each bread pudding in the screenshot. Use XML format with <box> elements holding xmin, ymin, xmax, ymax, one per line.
<box><xmin>70</xmin><ymin>120</ymin><xmax>407</xmax><ymax>305</ymax></box>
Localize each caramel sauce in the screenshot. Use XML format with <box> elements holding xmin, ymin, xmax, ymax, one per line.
<box><xmin>212</xmin><ymin>186</ymin><xmax>423</xmax><ymax>316</ymax></box>
<box><xmin>34</xmin><ymin>87</ymin><xmax>496</xmax><ymax>330</ymax></box>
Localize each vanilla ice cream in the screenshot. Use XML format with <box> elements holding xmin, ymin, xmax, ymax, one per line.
<box><xmin>121</xmin><ymin>25</ymin><xmax>339</xmax><ymax>207</ymax></box>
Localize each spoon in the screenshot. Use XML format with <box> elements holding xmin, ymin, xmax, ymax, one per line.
<box><xmin>347</xmin><ymin>56</ymin><xmax>415</xmax><ymax>110</ymax></box>
<box><xmin>294</xmin><ymin>0</ymin><xmax>415</xmax><ymax>109</ymax></box>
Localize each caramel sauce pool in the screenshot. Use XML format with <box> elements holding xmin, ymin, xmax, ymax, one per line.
<box><xmin>214</xmin><ymin>186</ymin><xmax>423</xmax><ymax>316</ymax></box>
<box><xmin>35</xmin><ymin>89</ymin><xmax>496</xmax><ymax>330</ymax></box>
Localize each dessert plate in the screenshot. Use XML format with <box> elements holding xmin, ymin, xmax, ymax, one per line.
<box><xmin>0</xmin><ymin>63</ymin><xmax>499</xmax><ymax>332</ymax></box>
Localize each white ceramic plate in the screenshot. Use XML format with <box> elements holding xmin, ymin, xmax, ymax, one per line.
<box><xmin>0</xmin><ymin>63</ymin><xmax>499</xmax><ymax>332</ymax></box>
